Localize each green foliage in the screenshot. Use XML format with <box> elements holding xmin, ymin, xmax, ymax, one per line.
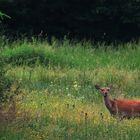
<box><xmin>1</xmin><ymin>38</ymin><xmax>140</xmax><ymax>70</ymax></box>
<box><xmin>1</xmin><ymin>39</ymin><xmax>140</xmax><ymax>139</ymax></box>
<box><xmin>1</xmin><ymin>46</ymin><xmax>50</xmax><ymax>66</ymax></box>
<box><xmin>0</xmin><ymin>57</ymin><xmax>11</xmax><ymax>101</ymax></box>
<box><xmin>0</xmin><ymin>11</ymin><xmax>11</xmax><ymax>20</ymax></box>
<box><xmin>0</xmin><ymin>0</ymin><xmax>140</xmax><ymax>41</ymax></box>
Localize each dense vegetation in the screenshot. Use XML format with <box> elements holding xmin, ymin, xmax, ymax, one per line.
<box><xmin>0</xmin><ymin>1</ymin><xmax>140</xmax><ymax>139</ymax></box>
<box><xmin>0</xmin><ymin>0</ymin><xmax>140</xmax><ymax>41</ymax></box>
<box><xmin>1</xmin><ymin>38</ymin><xmax>140</xmax><ymax>139</ymax></box>
<box><xmin>0</xmin><ymin>57</ymin><xmax>11</xmax><ymax>101</ymax></box>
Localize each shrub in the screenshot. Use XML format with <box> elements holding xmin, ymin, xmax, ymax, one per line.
<box><xmin>1</xmin><ymin>46</ymin><xmax>51</xmax><ymax>66</ymax></box>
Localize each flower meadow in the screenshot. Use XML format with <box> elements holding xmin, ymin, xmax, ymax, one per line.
<box><xmin>1</xmin><ymin>38</ymin><xmax>140</xmax><ymax>140</ymax></box>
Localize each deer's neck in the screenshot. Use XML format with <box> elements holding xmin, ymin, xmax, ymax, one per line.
<box><xmin>104</xmin><ymin>95</ymin><xmax>113</xmax><ymax>111</ymax></box>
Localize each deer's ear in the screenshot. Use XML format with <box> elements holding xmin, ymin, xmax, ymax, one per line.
<box><xmin>95</xmin><ymin>84</ymin><xmax>100</xmax><ymax>90</ymax></box>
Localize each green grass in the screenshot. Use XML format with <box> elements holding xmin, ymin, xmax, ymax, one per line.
<box><xmin>1</xmin><ymin>38</ymin><xmax>140</xmax><ymax>70</ymax></box>
<box><xmin>1</xmin><ymin>38</ymin><xmax>140</xmax><ymax>139</ymax></box>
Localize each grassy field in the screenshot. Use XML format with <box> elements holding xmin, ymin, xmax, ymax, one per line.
<box><xmin>1</xmin><ymin>38</ymin><xmax>140</xmax><ymax>140</ymax></box>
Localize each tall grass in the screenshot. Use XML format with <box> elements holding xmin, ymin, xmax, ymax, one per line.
<box><xmin>1</xmin><ymin>38</ymin><xmax>140</xmax><ymax>70</ymax></box>
<box><xmin>1</xmin><ymin>38</ymin><xmax>140</xmax><ymax>140</ymax></box>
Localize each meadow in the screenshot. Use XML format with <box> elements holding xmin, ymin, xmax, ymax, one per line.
<box><xmin>1</xmin><ymin>37</ymin><xmax>140</xmax><ymax>140</ymax></box>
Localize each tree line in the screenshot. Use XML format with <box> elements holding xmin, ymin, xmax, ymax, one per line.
<box><xmin>0</xmin><ymin>0</ymin><xmax>140</xmax><ymax>42</ymax></box>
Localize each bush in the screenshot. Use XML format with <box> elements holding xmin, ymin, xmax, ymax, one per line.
<box><xmin>1</xmin><ymin>45</ymin><xmax>51</xmax><ymax>66</ymax></box>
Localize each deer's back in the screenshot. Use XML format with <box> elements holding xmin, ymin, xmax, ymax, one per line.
<box><xmin>110</xmin><ymin>99</ymin><xmax>140</xmax><ymax>117</ymax></box>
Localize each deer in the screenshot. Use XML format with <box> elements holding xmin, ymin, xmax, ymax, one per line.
<box><xmin>95</xmin><ymin>84</ymin><xmax>140</xmax><ymax>119</ymax></box>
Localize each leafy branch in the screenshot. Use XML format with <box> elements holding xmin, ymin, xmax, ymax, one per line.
<box><xmin>0</xmin><ymin>11</ymin><xmax>11</xmax><ymax>20</ymax></box>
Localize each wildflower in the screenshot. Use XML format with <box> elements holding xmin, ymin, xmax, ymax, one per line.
<box><xmin>74</xmin><ymin>84</ymin><xmax>78</xmax><ymax>88</ymax></box>
<box><xmin>67</xmin><ymin>93</ymin><xmax>71</xmax><ymax>97</ymax></box>
<box><xmin>73</xmin><ymin>81</ymin><xmax>79</xmax><ymax>91</ymax></box>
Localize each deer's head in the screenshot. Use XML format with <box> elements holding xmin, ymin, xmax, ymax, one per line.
<box><xmin>95</xmin><ymin>84</ymin><xmax>112</xmax><ymax>97</ymax></box>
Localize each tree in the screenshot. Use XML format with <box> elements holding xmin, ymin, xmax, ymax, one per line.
<box><xmin>0</xmin><ymin>0</ymin><xmax>140</xmax><ymax>42</ymax></box>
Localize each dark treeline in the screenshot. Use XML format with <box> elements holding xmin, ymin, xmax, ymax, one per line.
<box><xmin>0</xmin><ymin>0</ymin><xmax>140</xmax><ymax>42</ymax></box>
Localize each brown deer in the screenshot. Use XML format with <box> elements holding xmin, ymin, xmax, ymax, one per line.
<box><xmin>95</xmin><ymin>84</ymin><xmax>140</xmax><ymax>118</ymax></box>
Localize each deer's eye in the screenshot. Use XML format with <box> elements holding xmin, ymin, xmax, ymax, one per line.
<box><xmin>107</xmin><ymin>88</ymin><xmax>110</xmax><ymax>91</ymax></box>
